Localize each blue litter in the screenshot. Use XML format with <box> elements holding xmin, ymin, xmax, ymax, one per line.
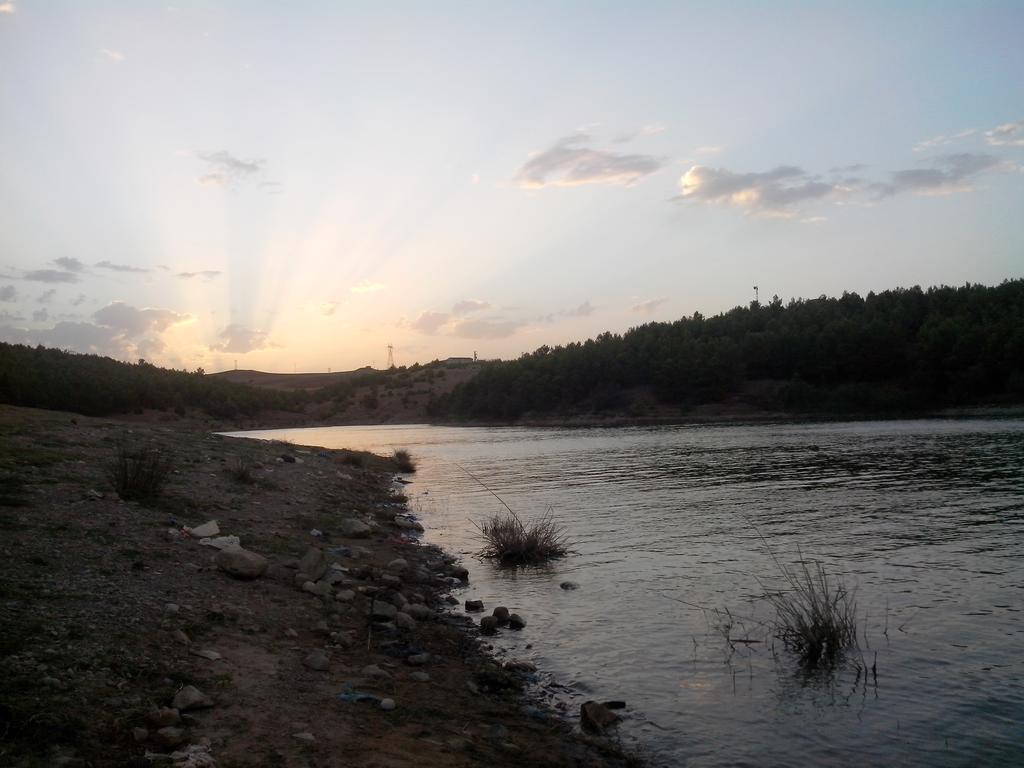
<box><xmin>337</xmin><ymin>684</ymin><xmax>380</xmax><ymax>704</ymax></box>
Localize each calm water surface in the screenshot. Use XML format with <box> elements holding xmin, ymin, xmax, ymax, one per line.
<box><xmin>228</xmin><ymin>419</ymin><xmax>1024</xmax><ymax>767</ymax></box>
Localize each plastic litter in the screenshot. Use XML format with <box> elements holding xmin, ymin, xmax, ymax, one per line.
<box><xmin>184</xmin><ymin>520</ymin><xmax>220</xmax><ymax>538</ymax></box>
<box><xmin>310</xmin><ymin>528</ymin><xmax>323</xmax><ymax>538</ymax></box>
<box><xmin>199</xmin><ymin>535</ymin><xmax>240</xmax><ymax>550</ymax></box>
<box><xmin>337</xmin><ymin>683</ymin><xmax>380</xmax><ymax>705</ymax></box>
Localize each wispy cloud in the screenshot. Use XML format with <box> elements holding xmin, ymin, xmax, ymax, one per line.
<box><xmin>93</xmin><ymin>301</ymin><xmax>190</xmax><ymax>336</ymax></box>
<box><xmin>631</xmin><ymin>297</ymin><xmax>668</xmax><ymax>314</ymax></box>
<box><xmin>319</xmin><ymin>301</ymin><xmax>339</xmax><ymax>316</ymax></box>
<box><xmin>695</xmin><ymin>145</ymin><xmax>726</xmax><ymax>156</ymax></box>
<box><xmin>0</xmin><ymin>3</ymin><xmax>15</xmax><ymax>14</ymax></box>
<box><xmin>100</xmin><ymin>48</ymin><xmax>125</xmax><ymax>62</ymax></box>
<box><xmin>24</xmin><ymin>269</ymin><xmax>79</xmax><ymax>284</ymax></box>
<box><xmin>177</xmin><ymin>270</ymin><xmax>221</xmax><ymax>281</ymax></box>
<box><xmin>196</xmin><ymin>150</ymin><xmax>264</xmax><ymax>187</ymax></box>
<box><xmin>514</xmin><ymin>132</ymin><xmax>666</xmax><ymax>189</ymax></box>
<box><xmin>913</xmin><ymin>128</ymin><xmax>976</xmax><ymax>152</ymax></box>
<box><xmin>986</xmin><ymin>120</ymin><xmax>1024</xmax><ymax>147</ymax></box>
<box><xmin>409</xmin><ymin>311</ymin><xmax>450</xmax><ymax>335</ymax></box>
<box><xmin>0</xmin><ymin>286</ymin><xmax>16</xmax><ymax>302</ymax></box>
<box><xmin>96</xmin><ymin>260</ymin><xmax>150</xmax><ymax>273</ymax></box>
<box><xmin>211</xmin><ymin>324</ymin><xmax>272</xmax><ymax>354</ymax></box>
<box><xmin>350</xmin><ymin>280</ymin><xmax>386</xmax><ymax>294</ymax></box>
<box><xmin>449</xmin><ymin>317</ymin><xmax>524</xmax><ymax>339</ymax></box>
<box><xmin>679</xmin><ymin>165</ymin><xmax>840</xmax><ymax>215</ymax></box>
<box><xmin>564</xmin><ymin>300</ymin><xmax>596</xmax><ymax>317</ymax></box>
<box><xmin>32</xmin><ymin>308</ymin><xmax>48</xmax><ymax>322</ymax></box>
<box><xmin>614</xmin><ymin>122</ymin><xmax>667</xmax><ymax>143</ymax></box>
<box><xmin>452</xmin><ymin>299</ymin><xmax>490</xmax><ymax>316</ymax></box>
<box><xmin>36</xmin><ymin>289</ymin><xmax>56</xmax><ymax>304</ymax></box>
<box><xmin>871</xmin><ymin>153</ymin><xmax>1004</xmax><ymax>198</ymax></box>
<box><xmin>54</xmin><ymin>257</ymin><xmax>86</xmax><ymax>272</ymax></box>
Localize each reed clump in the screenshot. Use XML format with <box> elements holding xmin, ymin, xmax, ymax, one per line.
<box><xmin>107</xmin><ymin>443</ymin><xmax>173</xmax><ymax>501</ymax></box>
<box><xmin>476</xmin><ymin>508</ymin><xmax>569</xmax><ymax>565</ymax></box>
<box><xmin>765</xmin><ymin>554</ymin><xmax>858</xmax><ymax>667</ymax></box>
<box><xmin>392</xmin><ymin>448</ymin><xmax>416</xmax><ymax>473</ymax></box>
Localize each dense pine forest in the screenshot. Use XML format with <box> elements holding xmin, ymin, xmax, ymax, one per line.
<box><xmin>429</xmin><ymin>280</ymin><xmax>1024</xmax><ymax>421</ymax></box>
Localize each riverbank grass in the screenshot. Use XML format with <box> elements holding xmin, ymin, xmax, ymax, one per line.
<box><xmin>766</xmin><ymin>554</ymin><xmax>858</xmax><ymax>666</ymax></box>
<box><xmin>392</xmin><ymin>448</ymin><xmax>416</xmax><ymax>473</ymax></box>
<box><xmin>476</xmin><ymin>508</ymin><xmax>569</xmax><ymax>565</ymax></box>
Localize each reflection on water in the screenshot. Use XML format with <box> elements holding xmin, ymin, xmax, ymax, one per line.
<box><xmin>226</xmin><ymin>419</ymin><xmax>1024</xmax><ymax>767</ymax></box>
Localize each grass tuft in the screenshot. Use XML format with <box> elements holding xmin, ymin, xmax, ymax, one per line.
<box><xmin>392</xmin><ymin>448</ymin><xmax>416</xmax><ymax>473</ymax></box>
<box><xmin>227</xmin><ymin>455</ymin><xmax>255</xmax><ymax>484</ymax></box>
<box><xmin>764</xmin><ymin>552</ymin><xmax>858</xmax><ymax>667</ymax></box>
<box><xmin>475</xmin><ymin>508</ymin><xmax>569</xmax><ymax>565</ymax></box>
<box><xmin>106</xmin><ymin>442</ymin><xmax>172</xmax><ymax>501</ymax></box>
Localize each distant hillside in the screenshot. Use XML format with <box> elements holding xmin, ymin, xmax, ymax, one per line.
<box><xmin>430</xmin><ymin>280</ymin><xmax>1024</xmax><ymax>422</ymax></box>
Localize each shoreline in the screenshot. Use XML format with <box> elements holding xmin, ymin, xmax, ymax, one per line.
<box><xmin>0</xmin><ymin>405</ymin><xmax>639</xmax><ymax>767</ymax></box>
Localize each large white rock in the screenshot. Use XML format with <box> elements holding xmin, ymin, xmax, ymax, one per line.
<box><xmin>215</xmin><ymin>546</ymin><xmax>268</xmax><ymax>579</ymax></box>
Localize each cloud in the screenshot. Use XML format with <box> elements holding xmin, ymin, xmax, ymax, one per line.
<box><xmin>93</xmin><ymin>301</ymin><xmax>189</xmax><ymax>336</ymax></box>
<box><xmin>0</xmin><ymin>286</ymin><xmax>16</xmax><ymax>302</ymax></box>
<box><xmin>695</xmin><ymin>145</ymin><xmax>725</xmax><ymax>155</ymax></box>
<box><xmin>564</xmin><ymin>300</ymin><xmax>596</xmax><ymax>317</ymax></box>
<box><xmin>452</xmin><ymin>299</ymin><xmax>490</xmax><ymax>316</ymax></box>
<box><xmin>350</xmin><ymin>280</ymin><xmax>386</xmax><ymax>294</ymax></box>
<box><xmin>614</xmin><ymin>123</ymin><xmax>668</xmax><ymax>143</ymax></box>
<box><xmin>514</xmin><ymin>132</ymin><xmax>666</xmax><ymax>189</ymax></box>
<box><xmin>54</xmin><ymin>257</ymin><xmax>86</xmax><ymax>272</ymax></box>
<box><xmin>177</xmin><ymin>270</ymin><xmax>221</xmax><ymax>281</ymax></box>
<box><xmin>23</xmin><ymin>269</ymin><xmax>79</xmax><ymax>283</ymax></box>
<box><xmin>96</xmin><ymin>260</ymin><xmax>150</xmax><ymax>273</ymax></box>
<box><xmin>37</xmin><ymin>289</ymin><xmax>56</xmax><ymax>304</ymax></box>
<box><xmin>319</xmin><ymin>301</ymin><xmax>339</xmax><ymax>316</ymax></box>
<box><xmin>631</xmin><ymin>297</ymin><xmax>668</xmax><ymax>314</ymax></box>
<box><xmin>211</xmin><ymin>324</ymin><xmax>272</xmax><ymax>353</ymax></box>
<box><xmin>32</xmin><ymin>308</ymin><xmax>47</xmax><ymax>322</ymax></box>
<box><xmin>913</xmin><ymin>129</ymin><xmax>976</xmax><ymax>152</ymax></box>
<box><xmin>871</xmin><ymin>153</ymin><xmax>1003</xmax><ymax>198</ymax></box>
<box><xmin>101</xmin><ymin>48</ymin><xmax>125</xmax><ymax>62</ymax></box>
<box><xmin>986</xmin><ymin>120</ymin><xmax>1024</xmax><ymax>147</ymax></box>
<box><xmin>0</xmin><ymin>2</ymin><xmax>15</xmax><ymax>14</ymax></box>
<box><xmin>196</xmin><ymin>150</ymin><xmax>264</xmax><ymax>187</ymax></box>
<box><xmin>449</xmin><ymin>317</ymin><xmax>524</xmax><ymax>339</ymax></box>
<box><xmin>71</xmin><ymin>293</ymin><xmax>87</xmax><ymax>306</ymax></box>
<box><xmin>679</xmin><ymin>165</ymin><xmax>839</xmax><ymax>215</ymax></box>
<box><xmin>410</xmin><ymin>311</ymin><xmax>450</xmax><ymax>335</ymax></box>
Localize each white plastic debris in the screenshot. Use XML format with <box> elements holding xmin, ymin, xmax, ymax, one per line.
<box><xmin>184</xmin><ymin>520</ymin><xmax>220</xmax><ymax>538</ymax></box>
<box><xmin>199</xmin><ymin>535</ymin><xmax>240</xmax><ymax>550</ymax></box>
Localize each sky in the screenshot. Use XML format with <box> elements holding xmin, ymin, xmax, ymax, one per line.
<box><xmin>1</xmin><ymin>1</ymin><xmax>1022</xmax><ymax>373</ymax></box>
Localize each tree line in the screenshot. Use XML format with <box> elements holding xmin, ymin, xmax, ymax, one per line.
<box><xmin>429</xmin><ymin>280</ymin><xmax>1024</xmax><ymax>420</ymax></box>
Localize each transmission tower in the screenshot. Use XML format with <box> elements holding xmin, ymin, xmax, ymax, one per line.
<box><xmin>753</xmin><ymin>285</ymin><xmax>759</xmax><ymax>304</ymax></box>
<box><xmin>386</xmin><ymin>344</ymin><xmax>395</xmax><ymax>369</ymax></box>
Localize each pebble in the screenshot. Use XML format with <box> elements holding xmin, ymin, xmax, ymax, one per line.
<box><xmin>409</xmin><ymin>671</ymin><xmax>431</xmax><ymax>682</ymax></box>
<box><xmin>173</xmin><ymin>629</ymin><xmax>191</xmax><ymax>645</ymax></box>
<box><xmin>303</xmin><ymin>650</ymin><xmax>330</xmax><ymax>671</ymax></box>
<box><xmin>335</xmin><ymin>589</ymin><xmax>355</xmax><ymax>602</ymax></box>
<box><xmin>379</xmin><ymin>698</ymin><xmax>396</xmax><ymax>711</ymax></box>
<box><xmin>361</xmin><ymin>664</ymin><xmax>391</xmax><ymax>679</ymax></box>
<box><xmin>480</xmin><ymin>616</ymin><xmax>498</xmax><ymax>635</ymax></box>
<box><xmin>465</xmin><ymin>599</ymin><xmax>484</xmax><ymax>612</ymax></box>
<box><xmin>284</xmin><ymin>628</ymin><xmax>298</xmax><ymax>638</ymax></box>
<box><xmin>164</xmin><ymin>603</ymin><xmax>180</xmax><ymax>615</ymax></box>
<box><xmin>508</xmin><ymin>613</ymin><xmax>526</xmax><ymax>630</ymax></box>
<box><xmin>386</xmin><ymin>558</ymin><xmax>408</xmax><ymax>572</ymax></box>
<box><xmin>292</xmin><ymin>732</ymin><xmax>316</xmax><ymax>743</ymax></box>
<box><xmin>147</xmin><ymin>707</ymin><xmax>180</xmax><ymax>727</ymax></box>
<box><xmin>172</xmin><ymin>685</ymin><xmax>213</xmax><ymax>711</ymax></box>
<box><xmin>406</xmin><ymin>653</ymin><xmax>430</xmax><ymax>667</ymax></box>
<box><xmin>155</xmin><ymin>726</ymin><xmax>186</xmax><ymax>749</ymax></box>
<box><xmin>132</xmin><ymin>727</ymin><xmax>148</xmax><ymax>743</ymax></box>
<box><xmin>492</xmin><ymin>606</ymin><xmax>510</xmax><ymax>624</ymax></box>
<box><xmin>215</xmin><ymin>547</ymin><xmax>269</xmax><ymax>579</ymax></box>
<box><xmin>560</xmin><ymin>581</ymin><xmax>579</xmax><ymax>590</ymax></box>
<box><xmin>395</xmin><ymin>612</ymin><xmax>416</xmax><ymax>631</ymax></box>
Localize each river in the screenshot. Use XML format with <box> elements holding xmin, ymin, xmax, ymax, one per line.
<box><xmin>225</xmin><ymin>419</ymin><xmax>1024</xmax><ymax>767</ymax></box>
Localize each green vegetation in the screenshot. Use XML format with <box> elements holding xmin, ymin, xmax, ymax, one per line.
<box><xmin>430</xmin><ymin>280</ymin><xmax>1024</xmax><ymax>420</ymax></box>
<box><xmin>0</xmin><ymin>343</ymin><xmax>304</xmax><ymax>418</ymax></box>
<box><xmin>476</xmin><ymin>508</ymin><xmax>570</xmax><ymax>565</ymax></box>
<box><xmin>106</xmin><ymin>442</ymin><xmax>173</xmax><ymax>501</ymax></box>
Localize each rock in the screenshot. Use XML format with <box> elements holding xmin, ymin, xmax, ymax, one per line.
<box><xmin>371</xmin><ymin>600</ymin><xmax>398</xmax><ymax>621</ymax></box>
<box><xmin>280</xmin><ymin>454</ymin><xmax>296</xmax><ymax>463</ymax></box>
<box><xmin>191</xmin><ymin>649</ymin><xmax>222</xmax><ymax>661</ymax></box>
<box><xmin>406</xmin><ymin>653</ymin><xmax>430</xmax><ymax>667</ymax></box>
<box><xmin>465</xmin><ymin>599</ymin><xmax>484</xmax><ymax>613</ymax></box>
<box><xmin>409</xmin><ymin>671</ymin><xmax>431</xmax><ymax>682</ymax></box>
<box><xmin>164</xmin><ymin>603</ymin><xmax>180</xmax><ymax>615</ymax></box>
<box><xmin>450</xmin><ymin>566</ymin><xmax>469</xmax><ymax>582</ymax></box>
<box><xmin>215</xmin><ymin>547</ymin><xmax>268</xmax><ymax>579</ymax></box>
<box><xmin>132</xmin><ymin>727</ymin><xmax>149</xmax><ymax>743</ymax></box>
<box><xmin>381</xmin><ymin>574</ymin><xmax>402</xmax><ymax>588</ymax></box>
<box><xmin>508</xmin><ymin>613</ymin><xmax>526</xmax><ymax>630</ymax></box>
<box><xmin>172</xmin><ymin>685</ymin><xmax>213</xmax><ymax>712</ymax></box>
<box><xmin>444</xmin><ymin>595</ymin><xmax>459</xmax><ymax>605</ymax></box>
<box><xmin>504</xmin><ymin>659</ymin><xmax>537</xmax><ymax>673</ymax></box>
<box><xmin>284</xmin><ymin>628</ymin><xmax>298</xmax><ymax>638</ymax></box>
<box><xmin>395</xmin><ymin>612</ymin><xmax>416</xmax><ymax>631</ymax></box>
<box><xmin>147</xmin><ymin>707</ymin><xmax>180</xmax><ymax>727</ymax></box>
<box><xmin>604</xmin><ymin>700</ymin><xmax>627</xmax><ymax>710</ymax></box>
<box><xmin>335</xmin><ymin>589</ymin><xmax>355</xmax><ymax>603</ymax></box>
<box><xmin>492</xmin><ymin>606</ymin><xmax>510</xmax><ymax>624</ymax></box>
<box><xmin>361</xmin><ymin>664</ymin><xmax>391</xmax><ymax>679</ymax></box>
<box><xmin>337</xmin><ymin>519</ymin><xmax>371</xmax><ymax>538</ymax></box>
<box><xmin>303</xmin><ymin>650</ymin><xmax>330</xmax><ymax>671</ymax></box>
<box><xmin>173</xmin><ymin>629</ymin><xmax>191</xmax><ymax>645</ymax></box>
<box><xmin>303</xmin><ymin>580</ymin><xmax>332</xmax><ymax>598</ymax></box>
<box><xmin>406</xmin><ymin>604</ymin><xmax>433</xmax><ymax>621</ymax></box>
<box><xmin>386</xmin><ymin>558</ymin><xmax>408</xmax><ymax>572</ymax></box>
<box><xmin>393</xmin><ymin>516</ymin><xmax>424</xmax><ymax>532</ymax></box>
<box><xmin>480</xmin><ymin>615</ymin><xmax>498</xmax><ymax>635</ymax></box>
<box><xmin>581</xmin><ymin>701</ymin><xmax>619</xmax><ymax>732</ymax></box>
<box><xmin>298</xmin><ymin>547</ymin><xmax>329</xmax><ymax>581</ymax></box>
<box><xmin>186</xmin><ymin>520</ymin><xmax>220</xmax><ymax>538</ymax></box>
<box><xmin>560</xmin><ymin>581</ymin><xmax>579</xmax><ymax>591</ymax></box>
<box><xmin>155</xmin><ymin>726</ymin><xmax>186</xmax><ymax>749</ymax></box>
<box><xmin>293</xmin><ymin>732</ymin><xmax>316</xmax><ymax>743</ymax></box>
<box><xmin>379</xmin><ymin>698</ymin><xmax>396</xmax><ymax>711</ymax></box>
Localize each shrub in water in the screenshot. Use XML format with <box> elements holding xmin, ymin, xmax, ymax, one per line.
<box><xmin>392</xmin><ymin>448</ymin><xmax>416</xmax><ymax>473</ymax></box>
<box><xmin>476</xmin><ymin>508</ymin><xmax>569</xmax><ymax>565</ymax></box>
<box><xmin>107</xmin><ymin>443</ymin><xmax>173</xmax><ymax>501</ymax></box>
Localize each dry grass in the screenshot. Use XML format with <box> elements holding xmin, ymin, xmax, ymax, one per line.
<box><xmin>106</xmin><ymin>443</ymin><xmax>173</xmax><ymax>501</ymax></box>
<box><xmin>392</xmin><ymin>448</ymin><xmax>416</xmax><ymax>473</ymax></box>
<box><xmin>476</xmin><ymin>508</ymin><xmax>570</xmax><ymax>565</ymax></box>
<box><xmin>764</xmin><ymin>553</ymin><xmax>859</xmax><ymax>667</ymax></box>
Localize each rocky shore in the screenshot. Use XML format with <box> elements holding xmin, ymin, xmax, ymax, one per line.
<box><xmin>0</xmin><ymin>405</ymin><xmax>639</xmax><ymax>768</ymax></box>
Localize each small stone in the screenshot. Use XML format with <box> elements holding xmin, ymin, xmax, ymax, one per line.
<box><xmin>215</xmin><ymin>547</ymin><xmax>268</xmax><ymax>579</ymax></box>
<box><xmin>395</xmin><ymin>612</ymin><xmax>416</xmax><ymax>631</ymax></box>
<box><xmin>444</xmin><ymin>595</ymin><xmax>459</xmax><ymax>605</ymax></box>
<box><xmin>284</xmin><ymin>628</ymin><xmax>298</xmax><ymax>638</ymax></box>
<box><xmin>492</xmin><ymin>606</ymin><xmax>510</xmax><ymax>624</ymax></box>
<box><xmin>155</xmin><ymin>726</ymin><xmax>186</xmax><ymax>749</ymax></box>
<box><xmin>337</xmin><ymin>519</ymin><xmax>371</xmax><ymax>538</ymax></box>
<box><xmin>371</xmin><ymin>600</ymin><xmax>398</xmax><ymax>621</ymax></box>
<box><xmin>147</xmin><ymin>707</ymin><xmax>180</xmax><ymax>727</ymax></box>
<box><xmin>298</xmin><ymin>547</ymin><xmax>328</xmax><ymax>581</ymax></box>
<box><xmin>406</xmin><ymin>604</ymin><xmax>433</xmax><ymax>621</ymax></box>
<box><xmin>173</xmin><ymin>629</ymin><xmax>191</xmax><ymax>645</ymax></box>
<box><xmin>187</xmin><ymin>520</ymin><xmax>220</xmax><ymax>538</ymax></box>
<box><xmin>560</xmin><ymin>581</ymin><xmax>579</xmax><ymax>590</ymax></box>
<box><xmin>508</xmin><ymin>613</ymin><xmax>526</xmax><ymax>630</ymax></box>
<box><xmin>386</xmin><ymin>558</ymin><xmax>408</xmax><ymax>572</ymax></box>
<box><xmin>379</xmin><ymin>698</ymin><xmax>396</xmax><ymax>711</ymax></box>
<box><xmin>172</xmin><ymin>685</ymin><xmax>213</xmax><ymax>712</ymax></box>
<box><xmin>164</xmin><ymin>603</ymin><xmax>180</xmax><ymax>615</ymax></box>
<box><xmin>480</xmin><ymin>615</ymin><xmax>498</xmax><ymax>635</ymax></box>
<box><xmin>581</xmin><ymin>700</ymin><xmax>619</xmax><ymax>732</ymax></box>
<box><xmin>406</xmin><ymin>653</ymin><xmax>430</xmax><ymax>667</ymax></box>
<box><xmin>505</xmin><ymin>659</ymin><xmax>537</xmax><ymax>673</ymax></box>
<box><xmin>335</xmin><ymin>589</ymin><xmax>355</xmax><ymax>602</ymax></box>
<box><xmin>132</xmin><ymin>727</ymin><xmax>148</xmax><ymax>743</ymax></box>
<box><xmin>293</xmin><ymin>732</ymin><xmax>316</xmax><ymax>743</ymax></box>
<box><xmin>450</xmin><ymin>566</ymin><xmax>469</xmax><ymax>582</ymax></box>
<box><xmin>303</xmin><ymin>650</ymin><xmax>330</xmax><ymax>671</ymax></box>
<box><xmin>465</xmin><ymin>599</ymin><xmax>484</xmax><ymax>613</ymax></box>
<box><xmin>191</xmin><ymin>649</ymin><xmax>222</xmax><ymax>661</ymax></box>
<box><xmin>409</xmin><ymin>671</ymin><xmax>431</xmax><ymax>682</ymax></box>
<box><xmin>361</xmin><ymin>664</ymin><xmax>391</xmax><ymax>679</ymax></box>
<box><xmin>381</xmin><ymin>573</ymin><xmax>402</xmax><ymax>588</ymax></box>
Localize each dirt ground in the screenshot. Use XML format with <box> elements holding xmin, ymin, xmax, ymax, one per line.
<box><xmin>0</xmin><ymin>405</ymin><xmax>638</xmax><ymax>768</ymax></box>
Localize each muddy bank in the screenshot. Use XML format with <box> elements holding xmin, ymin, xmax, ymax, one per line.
<box><xmin>0</xmin><ymin>405</ymin><xmax>638</xmax><ymax>768</ymax></box>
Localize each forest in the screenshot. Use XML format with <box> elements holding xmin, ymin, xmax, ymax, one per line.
<box><xmin>429</xmin><ymin>280</ymin><xmax>1024</xmax><ymax>421</ymax></box>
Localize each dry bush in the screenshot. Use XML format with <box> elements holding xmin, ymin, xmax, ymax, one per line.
<box><xmin>476</xmin><ymin>508</ymin><xmax>569</xmax><ymax>565</ymax></box>
<box><xmin>107</xmin><ymin>443</ymin><xmax>173</xmax><ymax>501</ymax></box>
<box><xmin>227</xmin><ymin>455</ymin><xmax>255</xmax><ymax>484</ymax></box>
<box><xmin>392</xmin><ymin>448</ymin><xmax>416</xmax><ymax>473</ymax></box>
